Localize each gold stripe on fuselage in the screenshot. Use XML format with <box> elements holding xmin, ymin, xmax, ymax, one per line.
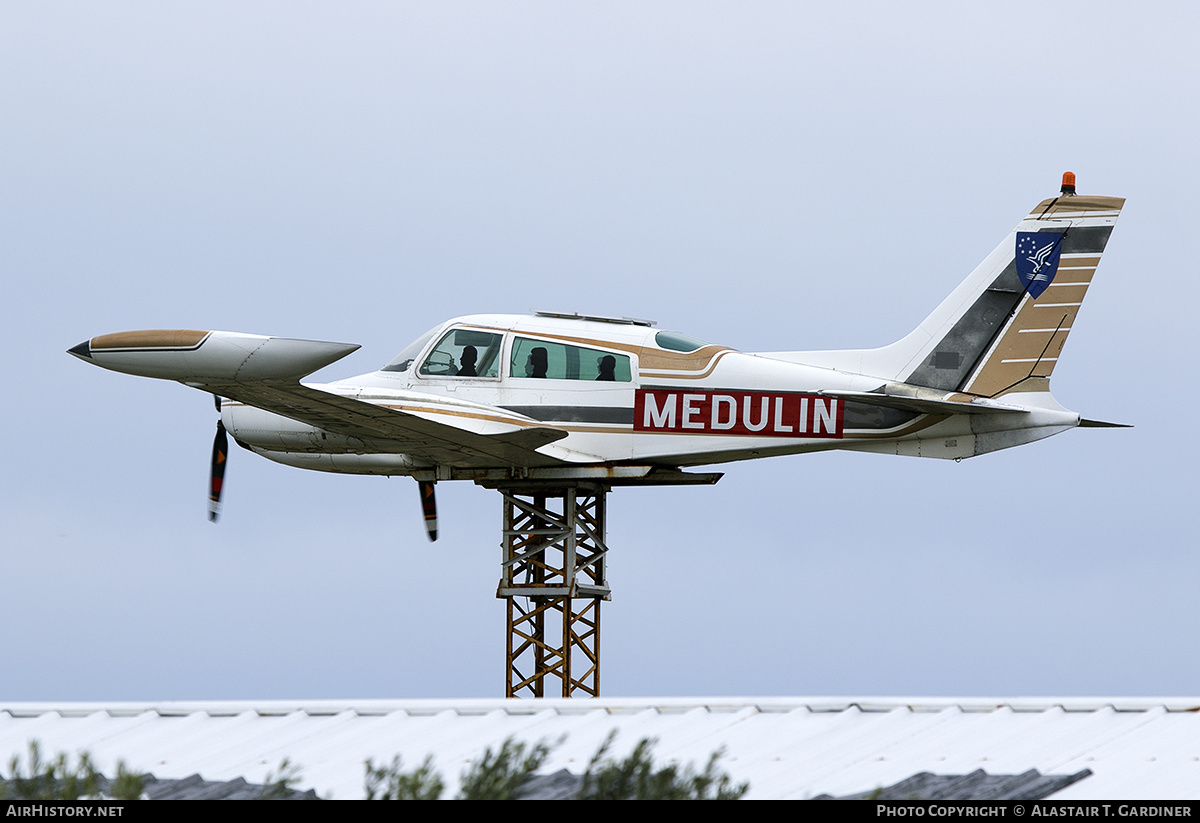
<box><xmin>639</xmin><ymin>349</ymin><xmax>736</xmax><ymax>380</ymax></box>
<box><xmin>91</xmin><ymin>329</ymin><xmax>210</xmax><ymax>350</ymax></box>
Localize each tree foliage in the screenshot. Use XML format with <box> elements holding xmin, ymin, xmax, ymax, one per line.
<box><xmin>456</xmin><ymin>737</ymin><xmax>555</xmax><ymax>800</ymax></box>
<box><xmin>1</xmin><ymin>731</ymin><xmax>748</xmax><ymax>800</ymax></box>
<box><xmin>0</xmin><ymin>740</ymin><xmax>145</xmax><ymax>801</ymax></box>
<box><xmin>363</xmin><ymin>738</ymin><xmax>552</xmax><ymax>800</ymax></box>
<box><xmin>361</xmin><ymin>732</ymin><xmax>747</xmax><ymax>800</ymax></box>
<box><xmin>259</xmin><ymin>757</ymin><xmax>305</xmax><ymax>800</ymax></box>
<box><xmin>365</xmin><ymin>754</ymin><xmax>444</xmax><ymax>800</ymax></box>
<box><xmin>578</xmin><ymin>731</ymin><xmax>748</xmax><ymax>800</ymax></box>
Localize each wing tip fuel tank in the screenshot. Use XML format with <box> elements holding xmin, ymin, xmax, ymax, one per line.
<box><xmin>68</xmin><ymin>330</ymin><xmax>360</xmax><ymax>382</ymax></box>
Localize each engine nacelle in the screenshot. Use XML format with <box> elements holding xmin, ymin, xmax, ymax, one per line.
<box><xmin>244</xmin><ymin>447</ymin><xmax>422</xmax><ymax>476</ymax></box>
<box><xmin>222</xmin><ymin>402</ymin><xmax>369</xmax><ymax>453</ymax></box>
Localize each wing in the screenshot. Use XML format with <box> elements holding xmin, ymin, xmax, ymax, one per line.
<box><xmin>213</xmin><ymin>380</ymin><xmax>569</xmax><ymax>468</ymax></box>
<box><xmin>69</xmin><ymin>329</ymin><xmax>571</xmax><ymax>468</ymax></box>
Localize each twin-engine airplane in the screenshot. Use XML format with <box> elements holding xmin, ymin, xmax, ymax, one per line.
<box><xmin>70</xmin><ymin>174</ymin><xmax>1125</xmax><ymax>540</ymax></box>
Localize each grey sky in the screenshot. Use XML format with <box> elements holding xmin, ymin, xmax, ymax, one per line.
<box><xmin>3</xmin><ymin>2</ymin><xmax>1196</xmax><ymax>700</ymax></box>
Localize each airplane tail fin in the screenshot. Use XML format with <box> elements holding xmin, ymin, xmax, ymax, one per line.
<box><xmin>765</xmin><ymin>174</ymin><xmax>1123</xmax><ymax>399</ymax></box>
<box><xmin>895</xmin><ymin>175</ymin><xmax>1123</xmax><ymax>398</ymax></box>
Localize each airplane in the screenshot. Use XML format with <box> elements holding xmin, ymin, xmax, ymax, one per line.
<box><xmin>69</xmin><ymin>173</ymin><xmax>1126</xmax><ymax>541</ymax></box>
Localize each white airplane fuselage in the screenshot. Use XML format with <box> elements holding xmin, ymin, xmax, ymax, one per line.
<box><xmin>223</xmin><ymin>311</ymin><xmax>1079</xmax><ymax>478</ymax></box>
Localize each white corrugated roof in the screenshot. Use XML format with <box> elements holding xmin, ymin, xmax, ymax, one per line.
<box><xmin>3</xmin><ymin>697</ymin><xmax>1198</xmax><ymax>800</ymax></box>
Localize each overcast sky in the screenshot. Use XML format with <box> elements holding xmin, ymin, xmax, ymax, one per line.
<box><xmin>3</xmin><ymin>2</ymin><xmax>1197</xmax><ymax>702</ymax></box>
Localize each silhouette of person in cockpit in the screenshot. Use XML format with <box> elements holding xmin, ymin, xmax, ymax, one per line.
<box><xmin>457</xmin><ymin>345</ymin><xmax>478</xmax><ymax>377</ymax></box>
<box><xmin>596</xmin><ymin>355</ymin><xmax>616</xmax><ymax>381</ymax></box>
<box><xmin>527</xmin><ymin>347</ymin><xmax>548</xmax><ymax>378</ymax></box>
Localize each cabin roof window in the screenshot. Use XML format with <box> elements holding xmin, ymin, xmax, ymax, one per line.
<box><xmin>654</xmin><ymin>330</ymin><xmax>710</xmax><ymax>352</ymax></box>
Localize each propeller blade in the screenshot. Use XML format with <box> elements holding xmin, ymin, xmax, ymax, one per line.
<box><xmin>209</xmin><ymin>420</ymin><xmax>228</xmax><ymax>522</ymax></box>
<box><xmin>418</xmin><ymin>480</ymin><xmax>438</xmax><ymax>542</ymax></box>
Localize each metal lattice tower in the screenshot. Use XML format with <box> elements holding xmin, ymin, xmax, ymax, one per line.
<box><xmin>496</xmin><ymin>483</ymin><xmax>611</xmax><ymax>698</ymax></box>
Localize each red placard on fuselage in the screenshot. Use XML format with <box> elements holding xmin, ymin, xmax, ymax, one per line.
<box><xmin>633</xmin><ymin>389</ymin><xmax>843</xmax><ymax>438</ymax></box>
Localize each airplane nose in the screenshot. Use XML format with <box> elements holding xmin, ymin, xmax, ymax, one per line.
<box><xmin>67</xmin><ymin>340</ymin><xmax>93</xmax><ymax>360</ymax></box>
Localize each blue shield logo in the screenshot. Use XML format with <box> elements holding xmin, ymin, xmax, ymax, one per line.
<box><xmin>1015</xmin><ymin>232</ymin><xmax>1064</xmax><ymax>299</ymax></box>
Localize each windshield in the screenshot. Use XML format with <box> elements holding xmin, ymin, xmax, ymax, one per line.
<box><xmin>380</xmin><ymin>325</ymin><xmax>441</xmax><ymax>373</ymax></box>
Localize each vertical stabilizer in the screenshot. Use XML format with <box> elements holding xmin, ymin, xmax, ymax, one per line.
<box><xmin>900</xmin><ymin>179</ymin><xmax>1123</xmax><ymax>397</ymax></box>
<box><xmin>763</xmin><ymin>176</ymin><xmax>1123</xmax><ymax>397</ymax></box>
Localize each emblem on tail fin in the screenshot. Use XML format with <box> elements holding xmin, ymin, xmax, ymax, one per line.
<box><xmin>1015</xmin><ymin>232</ymin><xmax>1064</xmax><ymax>299</ymax></box>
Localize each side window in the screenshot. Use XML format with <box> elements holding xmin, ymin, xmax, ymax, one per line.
<box><xmin>419</xmin><ymin>329</ymin><xmax>502</xmax><ymax>378</ymax></box>
<box><xmin>510</xmin><ymin>337</ymin><xmax>631</xmax><ymax>381</ymax></box>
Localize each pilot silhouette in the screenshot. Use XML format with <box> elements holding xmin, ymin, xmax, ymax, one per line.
<box><xmin>528</xmin><ymin>347</ymin><xmax>548</xmax><ymax>378</ymax></box>
<box><xmin>458</xmin><ymin>345</ymin><xmax>478</xmax><ymax>377</ymax></box>
<box><xmin>596</xmin><ymin>355</ymin><xmax>616</xmax><ymax>381</ymax></box>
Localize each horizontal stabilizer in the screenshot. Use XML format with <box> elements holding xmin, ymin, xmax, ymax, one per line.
<box><xmin>817</xmin><ymin>389</ymin><xmax>1028</xmax><ymax>417</ymax></box>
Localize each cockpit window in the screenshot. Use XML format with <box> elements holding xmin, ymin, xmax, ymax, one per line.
<box><xmin>419</xmin><ymin>328</ymin><xmax>502</xmax><ymax>378</ymax></box>
<box><xmin>654</xmin><ymin>330</ymin><xmax>710</xmax><ymax>352</ymax></box>
<box><xmin>510</xmin><ymin>337</ymin><xmax>631</xmax><ymax>381</ymax></box>
<box><xmin>381</xmin><ymin>325</ymin><xmax>440</xmax><ymax>373</ymax></box>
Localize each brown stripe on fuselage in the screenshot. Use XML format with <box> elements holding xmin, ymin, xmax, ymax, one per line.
<box><xmin>842</xmin><ymin>414</ymin><xmax>948</xmax><ymax>440</ymax></box>
<box><xmin>638</xmin><ymin>349</ymin><xmax>735</xmax><ymax>380</ymax></box>
<box><xmin>91</xmin><ymin>329</ymin><xmax>210</xmax><ymax>350</ymax></box>
<box><xmin>636</xmin><ymin>344</ymin><xmax>729</xmax><ymax>373</ymax></box>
